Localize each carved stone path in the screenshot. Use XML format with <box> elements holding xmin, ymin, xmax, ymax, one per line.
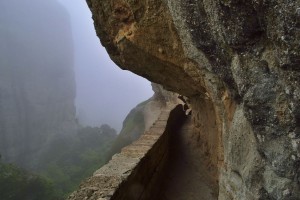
<box><xmin>158</xmin><ymin>116</ymin><xmax>218</xmax><ymax>200</ymax></box>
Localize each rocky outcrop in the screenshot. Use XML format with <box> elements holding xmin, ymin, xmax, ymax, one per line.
<box><xmin>75</xmin><ymin>0</ymin><xmax>299</xmax><ymax>199</ymax></box>
<box><xmin>0</xmin><ymin>0</ymin><xmax>77</xmax><ymax>169</ymax></box>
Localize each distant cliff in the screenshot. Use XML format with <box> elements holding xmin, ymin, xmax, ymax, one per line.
<box><xmin>106</xmin><ymin>83</ymin><xmax>177</xmax><ymax>160</ymax></box>
<box><xmin>0</xmin><ymin>0</ymin><xmax>77</xmax><ymax>169</ymax></box>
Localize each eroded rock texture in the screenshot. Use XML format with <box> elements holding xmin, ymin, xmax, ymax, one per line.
<box><xmin>84</xmin><ymin>0</ymin><xmax>300</xmax><ymax>199</ymax></box>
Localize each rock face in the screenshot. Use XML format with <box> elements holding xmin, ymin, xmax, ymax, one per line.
<box><xmin>82</xmin><ymin>0</ymin><xmax>300</xmax><ymax>199</ymax></box>
<box><xmin>0</xmin><ymin>0</ymin><xmax>77</xmax><ymax>169</ymax></box>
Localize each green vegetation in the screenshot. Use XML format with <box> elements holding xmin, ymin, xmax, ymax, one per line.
<box><xmin>0</xmin><ymin>124</ymin><xmax>117</xmax><ymax>199</ymax></box>
<box><xmin>0</xmin><ymin>156</ymin><xmax>61</xmax><ymax>200</ymax></box>
<box><xmin>37</xmin><ymin>124</ymin><xmax>117</xmax><ymax>198</ymax></box>
<box><xmin>0</xmin><ymin>107</ymin><xmax>147</xmax><ymax>200</ymax></box>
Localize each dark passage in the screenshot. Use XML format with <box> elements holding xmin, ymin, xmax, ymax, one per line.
<box><xmin>158</xmin><ymin>115</ymin><xmax>218</xmax><ymax>200</ymax></box>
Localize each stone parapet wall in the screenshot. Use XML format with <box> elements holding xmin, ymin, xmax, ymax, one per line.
<box><xmin>68</xmin><ymin>104</ymin><xmax>186</xmax><ymax>200</ymax></box>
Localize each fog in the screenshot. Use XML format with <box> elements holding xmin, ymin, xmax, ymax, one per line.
<box><xmin>0</xmin><ymin>0</ymin><xmax>153</xmax><ymax>197</ymax></box>
<box><xmin>57</xmin><ymin>0</ymin><xmax>153</xmax><ymax>131</ymax></box>
<box><xmin>0</xmin><ymin>0</ymin><xmax>152</xmax><ymax>164</ymax></box>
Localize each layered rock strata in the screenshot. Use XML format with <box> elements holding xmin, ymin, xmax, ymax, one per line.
<box><xmin>77</xmin><ymin>0</ymin><xmax>300</xmax><ymax>199</ymax></box>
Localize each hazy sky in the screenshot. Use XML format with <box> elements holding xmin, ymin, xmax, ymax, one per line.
<box><xmin>56</xmin><ymin>0</ymin><xmax>153</xmax><ymax>131</ymax></box>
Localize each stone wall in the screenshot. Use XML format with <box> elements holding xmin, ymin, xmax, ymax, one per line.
<box><xmin>68</xmin><ymin>104</ymin><xmax>187</xmax><ymax>200</ymax></box>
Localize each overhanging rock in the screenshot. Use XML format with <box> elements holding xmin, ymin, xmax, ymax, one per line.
<box><xmin>73</xmin><ymin>0</ymin><xmax>300</xmax><ymax>199</ymax></box>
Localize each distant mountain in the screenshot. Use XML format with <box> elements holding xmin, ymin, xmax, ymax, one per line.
<box><xmin>107</xmin><ymin>100</ymin><xmax>149</xmax><ymax>160</ymax></box>
<box><xmin>0</xmin><ymin>0</ymin><xmax>77</xmax><ymax>169</ymax></box>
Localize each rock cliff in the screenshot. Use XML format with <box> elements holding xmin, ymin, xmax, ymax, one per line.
<box><xmin>0</xmin><ymin>0</ymin><xmax>77</xmax><ymax>169</ymax></box>
<box><xmin>72</xmin><ymin>0</ymin><xmax>300</xmax><ymax>199</ymax></box>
